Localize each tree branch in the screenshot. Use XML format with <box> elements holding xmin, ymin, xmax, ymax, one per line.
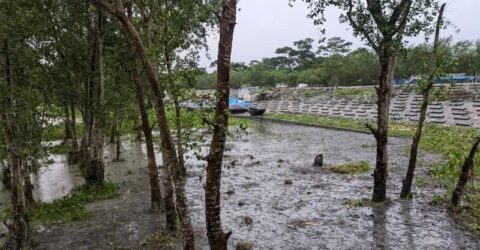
<box><xmin>391</xmin><ymin>0</ymin><xmax>413</xmax><ymax>37</ymax></box>
<box><xmin>366</xmin><ymin>0</ymin><xmax>387</xmax><ymax>34</ymax></box>
<box><xmin>365</xmin><ymin>123</ymin><xmax>378</xmax><ymax>138</ymax></box>
<box><xmin>389</xmin><ymin>0</ymin><xmax>411</xmax><ymax>25</ymax></box>
<box><xmin>346</xmin><ymin>0</ymin><xmax>379</xmax><ymax>52</ymax></box>
<box><xmin>202</xmin><ymin>117</ymin><xmax>218</xmax><ymax>130</ymax></box>
<box><xmin>91</xmin><ymin>0</ymin><xmax>117</xmax><ymax>15</ymax></box>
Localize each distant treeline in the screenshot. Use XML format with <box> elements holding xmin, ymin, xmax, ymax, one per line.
<box><xmin>195</xmin><ymin>37</ymin><xmax>480</xmax><ymax>89</ymax></box>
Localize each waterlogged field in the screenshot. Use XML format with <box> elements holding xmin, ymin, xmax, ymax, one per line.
<box><xmin>2</xmin><ymin>120</ymin><xmax>479</xmax><ymax>249</ymax></box>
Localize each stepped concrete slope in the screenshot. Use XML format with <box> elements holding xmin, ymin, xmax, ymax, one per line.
<box><xmin>245</xmin><ymin>83</ymin><xmax>480</xmax><ymax>127</ymax></box>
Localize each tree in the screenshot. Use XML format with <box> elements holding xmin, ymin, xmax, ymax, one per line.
<box><xmin>318</xmin><ymin>36</ymin><xmax>353</xmax><ymax>56</ymax></box>
<box><xmin>92</xmin><ymin>1</ymin><xmax>218</xmax><ymax>248</ymax></box>
<box><xmin>300</xmin><ymin>0</ymin><xmax>440</xmax><ymax>202</ymax></box>
<box><xmin>400</xmin><ymin>3</ymin><xmax>446</xmax><ymax>199</ymax></box>
<box><xmin>448</xmin><ymin>138</ymin><xmax>480</xmax><ymax>213</ymax></box>
<box><xmin>275</xmin><ymin>38</ymin><xmax>316</xmax><ymax>69</ymax></box>
<box><xmin>204</xmin><ymin>0</ymin><xmax>237</xmax><ymax>249</ymax></box>
<box><xmin>0</xmin><ymin>1</ymin><xmax>58</xmax><ymax>247</ymax></box>
<box><xmin>124</xmin><ymin>5</ymin><xmax>164</xmax><ymax>213</ymax></box>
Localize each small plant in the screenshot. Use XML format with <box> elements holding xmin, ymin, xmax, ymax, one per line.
<box><xmin>344</xmin><ymin>198</ymin><xmax>370</xmax><ymax>209</ymax></box>
<box><xmin>329</xmin><ymin>161</ymin><xmax>370</xmax><ymax>174</ymax></box>
<box><xmin>430</xmin><ymin>195</ymin><xmax>445</xmax><ymax>205</ymax></box>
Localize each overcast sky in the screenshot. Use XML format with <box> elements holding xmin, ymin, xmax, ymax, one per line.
<box><xmin>200</xmin><ymin>0</ymin><xmax>480</xmax><ymax>69</ymax></box>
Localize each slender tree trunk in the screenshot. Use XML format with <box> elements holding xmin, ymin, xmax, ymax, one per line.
<box><xmin>1</xmin><ymin>160</ymin><xmax>11</xmax><ymax>191</ymax></box>
<box><xmin>371</xmin><ymin>53</ymin><xmax>395</xmax><ymax>203</ymax></box>
<box><xmin>107</xmin><ymin>3</ymin><xmax>182</xmax><ymax>232</ymax></box>
<box><xmin>70</xmin><ymin>101</ymin><xmax>78</xmax><ymax>151</ymax></box>
<box><xmin>88</xmin><ymin>8</ymin><xmax>105</xmax><ymax>185</ymax></box>
<box><xmin>63</xmin><ymin>103</ymin><xmax>71</xmax><ymax>143</ymax></box>
<box><xmin>448</xmin><ymin>138</ymin><xmax>480</xmax><ymax>213</ymax></box>
<box><xmin>205</xmin><ymin>1</ymin><xmax>237</xmax><ymax>249</ymax></box>
<box><xmin>115</xmin><ymin>115</ymin><xmax>122</xmax><ymax>161</ymax></box>
<box><xmin>400</xmin><ymin>4</ymin><xmax>446</xmax><ymax>199</ymax></box>
<box><xmin>23</xmin><ymin>164</ymin><xmax>35</xmax><ymax>208</ymax></box>
<box><xmin>110</xmin><ymin>108</ymin><xmax>118</xmax><ymax>144</ymax></box>
<box><xmin>165</xmin><ymin>45</ymin><xmax>195</xmax><ymax>248</ymax></box>
<box><xmin>125</xmin><ymin>4</ymin><xmax>173</xmax><ymax>221</ymax></box>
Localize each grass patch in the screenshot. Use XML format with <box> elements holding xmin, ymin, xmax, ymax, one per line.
<box><xmin>344</xmin><ymin>198</ymin><xmax>371</xmax><ymax>209</ymax></box>
<box><xmin>47</xmin><ymin>143</ymin><xmax>71</xmax><ymax>154</ymax></box>
<box><xmin>329</xmin><ymin>161</ymin><xmax>370</xmax><ymax>174</ymax></box>
<box><xmin>333</xmin><ymin>87</ymin><xmax>376</xmax><ymax>99</ymax></box>
<box><xmin>268</xmin><ymin>113</ymin><xmax>417</xmax><ymax>137</ymax></box>
<box><xmin>31</xmin><ymin>182</ymin><xmax>119</xmax><ymax>225</ymax></box>
<box><xmin>0</xmin><ymin>183</ymin><xmax>120</xmax><ymax>225</ymax></box>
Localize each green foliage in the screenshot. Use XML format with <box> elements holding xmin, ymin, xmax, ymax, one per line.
<box><xmin>329</xmin><ymin>161</ymin><xmax>370</xmax><ymax>174</ymax></box>
<box><xmin>1</xmin><ymin>183</ymin><xmax>119</xmax><ymax>225</ymax></box>
<box><xmin>47</xmin><ymin>143</ymin><xmax>71</xmax><ymax>154</ymax></box>
<box><xmin>30</xmin><ymin>183</ymin><xmax>119</xmax><ymax>225</ymax></box>
<box><xmin>430</xmin><ymin>195</ymin><xmax>445</xmax><ymax>205</ymax></box>
<box><xmin>31</xmin><ymin>197</ymin><xmax>89</xmax><ymax>224</ymax></box>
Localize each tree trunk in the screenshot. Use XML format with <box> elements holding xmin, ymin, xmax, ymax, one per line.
<box><xmin>115</xmin><ymin>115</ymin><xmax>122</xmax><ymax>161</ymax></box>
<box><xmin>122</xmin><ymin>9</ymin><xmax>182</xmax><ymax>237</ymax></box>
<box><xmin>205</xmin><ymin>1</ymin><xmax>237</xmax><ymax>249</ymax></box>
<box><xmin>1</xmin><ymin>38</ymin><xmax>30</xmax><ymax>249</ymax></box>
<box><xmin>70</xmin><ymin>101</ymin><xmax>78</xmax><ymax>151</ymax></box>
<box><xmin>448</xmin><ymin>138</ymin><xmax>480</xmax><ymax>213</ymax></box>
<box><xmin>110</xmin><ymin>108</ymin><xmax>118</xmax><ymax>144</ymax></box>
<box><xmin>371</xmin><ymin>53</ymin><xmax>395</xmax><ymax>203</ymax></box>
<box><xmin>63</xmin><ymin>103</ymin><xmax>72</xmax><ymax>143</ymax></box>
<box><xmin>23</xmin><ymin>164</ymin><xmax>35</xmax><ymax>208</ymax></box>
<box><xmin>400</xmin><ymin>4</ymin><xmax>446</xmax><ymax>199</ymax></box>
<box><xmin>165</xmin><ymin>44</ymin><xmax>195</xmax><ymax>248</ymax></box>
<box><xmin>88</xmin><ymin>8</ymin><xmax>105</xmax><ymax>185</ymax></box>
<box><xmin>1</xmin><ymin>161</ymin><xmax>11</xmax><ymax>191</ymax></box>
<box><xmin>125</xmin><ymin>4</ymin><xmax>174</xmax><ymax>222</ymax></box>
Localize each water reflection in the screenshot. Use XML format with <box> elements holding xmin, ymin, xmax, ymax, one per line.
<box><xmin>32</xmin><ymin>155</ymin><xmax>84</xmax><ymax>202</ymax></box>
<box><xmin>372</xmin><ymin>204</ymin><xmax>389</xmax><ymax>249</ymax></box>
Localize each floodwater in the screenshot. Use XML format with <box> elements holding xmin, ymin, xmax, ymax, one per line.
<box><xmin>1</xmin><ymin>119</ymin><xmax>479</xmax><ymax>249</ymax></box>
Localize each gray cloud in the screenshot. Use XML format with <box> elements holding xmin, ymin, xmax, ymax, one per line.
<box><xmin>200</xmin><ymin>0</ymin><xmax>480</xmax><ymax>69</ymax></box>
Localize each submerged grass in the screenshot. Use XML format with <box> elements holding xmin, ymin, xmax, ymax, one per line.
<box><xmin>32</xmin><ymin>182</ymin><xmax>119</xmax><ymax>225</ymax></box>
<box><xmin>1</xmin><ymin>183</ymin><xmax>119</xmax><ymax>225</ymax></box>
<box><xmin>329</xmin><ymin>161</ymin><xmax>370</xmax><ymax>174</ymax></box>
<box><xmin>267</xmin><ymin>113</ymin><xmax>480</xmax><ymax>231</ymax></box>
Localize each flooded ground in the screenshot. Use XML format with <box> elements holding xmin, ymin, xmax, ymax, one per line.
<box><xmin>1</xmin><ymin>119</ymin><xmax>479</xmax><ymax>249</ymax></box>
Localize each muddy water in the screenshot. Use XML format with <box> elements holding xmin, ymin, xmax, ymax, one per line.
<box><xmin>185</xmin><ymin>120</ymin><xmax>479</xmax><ymax>249</ymax></box>
<box><xmin>1</xmin><ymin>120</ymin><xmax>479</xmax><ymax>249</ymax></box>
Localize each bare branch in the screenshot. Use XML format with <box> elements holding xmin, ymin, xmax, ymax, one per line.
<box><xmin>202</xmin><ymin>117</ymin><xmax>218</xmax><ymax>130</ymax></box>
<box><xmin>365</xmin><ymin>123</ymin><xmax>378</xmax><ymax>138</ymax></box>
<box><xmin>427</xmin><ymin>3</ymin><xmax>447</xmax><ymax>89</ymax></box>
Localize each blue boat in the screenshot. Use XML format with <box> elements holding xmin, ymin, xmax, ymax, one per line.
<box><xmin>229</xmin><ymin>98</ymin><xmax>251</xmax><ymax>114</ymax></box>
